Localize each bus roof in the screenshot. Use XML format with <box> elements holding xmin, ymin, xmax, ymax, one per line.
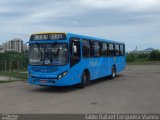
<box><xmin>66</xmin><ymin>33</ymin><xmax>125</xmax><ymax>44</ymax></box>
<box><xmin>30</xmin><ymin>32</ymin><xmax>125</xmax><ymax>44</ymax></box>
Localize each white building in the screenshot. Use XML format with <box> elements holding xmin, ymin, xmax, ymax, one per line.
<box><xmin>2</xmin><ymin>39</ymin><xmax>23</xmax><ymax>53</ymax></box>
<box><xmin>0</xmin><ymin>45</ymin><xmax>5</xmax><ymax>53</ymax></box>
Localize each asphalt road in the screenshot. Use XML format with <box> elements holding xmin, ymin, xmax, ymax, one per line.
<box><xmin>0</xmin><ymin>65</ymin><xmax>160</xmax><ymax>114</ymax></box>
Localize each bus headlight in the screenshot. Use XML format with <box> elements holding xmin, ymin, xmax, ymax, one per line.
<box><xmin>58</xmin><ymin>74</ymin><xmax>63</xmax><ymax>80</ymax></box>
<box><xmin>63</xmin><ymin>71</ymin><xmax>68</xmax><ymax>77</ymax></box>
<box><xmin>58</xmin><ymin>71</ymin><xmax>68</xmax><ymax>80</ymax></box>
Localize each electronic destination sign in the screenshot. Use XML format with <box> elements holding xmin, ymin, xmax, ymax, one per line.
<box><xmin>30</xmin><ymin>33</ymin><xmax>66</xmax><ymax>41</ymax></box>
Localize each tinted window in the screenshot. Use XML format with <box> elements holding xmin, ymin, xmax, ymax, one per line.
<box><xmin>120</xmin><ymin>44</ymin><xmax>125</xmax><ymax>56</ymax></box>
<box><xmin>82</xmin><ymin>40</ymin><xmax>91</xmax><ymax>58</ymax></box>
<box><xmin>108</xmin><ymin>43</ymin><xmax>115</xmax><ymax>56</ymax></box>
<box><xmin>93</xmin><ymin>41</ymin><xmax>100</xmax><ymax>57</ymax></box>
<box><xmin>101</xmin><ymin>43</ymin><xmax>108</xmax><ymax>56</ymax></box>
<box><xmin>115</xmin><ymin>44</ymin><xmax>120</xmax><ymax>56</ymax></box>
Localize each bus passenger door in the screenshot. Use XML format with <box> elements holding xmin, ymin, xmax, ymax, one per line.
<box><xmin>70</xmin><ymin>38</ymin><xmax>81</xmax><ymax>67</ymax></box>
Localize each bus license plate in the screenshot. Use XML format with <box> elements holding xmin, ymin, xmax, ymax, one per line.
<box><xmin>40</xmin><ymin>80</ymin><xmax>48</xmax><ymax>83</ymax></box>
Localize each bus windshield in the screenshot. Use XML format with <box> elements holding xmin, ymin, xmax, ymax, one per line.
<box><xmin>29</xmin><ymin>43</ymin><xmax>68</xmax><ymax>66</ymax></box>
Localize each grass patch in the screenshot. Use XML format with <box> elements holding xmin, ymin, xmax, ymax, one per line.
<box><xmin>127</xmin><ymin>61</ymin><xmax>160</xmax><ymax>65</ymax></box>
<box><xmin>0</xmin><ymin>79</ymin><xmax>26</xmax><ymax>84</ymax></box>
<box><xmin>0</xmin><ymin>81</ymin><xmax>13</xmax><ymax>83</ymax></box>
<box><xmin>0</xmin><ymin>80</ymin><xmax>16</xmax><ymax>83</ymax></box>
<box><xmin>0</xmin><ymin>71</ymin><xmax>28</xmax><ymax>80</ymax></box>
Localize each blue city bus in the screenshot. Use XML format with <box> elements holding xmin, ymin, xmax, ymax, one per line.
<box><xmin>28</xmin><ymin>32</ymin><xmax>126</xmax><ymax>88</ymax></box>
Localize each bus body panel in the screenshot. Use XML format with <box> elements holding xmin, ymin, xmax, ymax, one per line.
<box><xmin>28</xmin><ymin>32</ymin><xmax>126</xmax><ymax>87</ymax></box>
<box><xmin>116</xmin><ymin>56</ymin><xmax>126</xmax><ymax>73</ymax></box>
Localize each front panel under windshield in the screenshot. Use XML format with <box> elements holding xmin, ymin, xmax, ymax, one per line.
<box><xmin>29</xmin><ymin>43</ymin><xmax>68</xmax><ymax>66</ymax></box>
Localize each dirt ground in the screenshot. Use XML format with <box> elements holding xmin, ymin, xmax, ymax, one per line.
<box><xmin>0</xmin><ymin>65</ymin><xmax>160</xmax><ymax>113</ymax></box>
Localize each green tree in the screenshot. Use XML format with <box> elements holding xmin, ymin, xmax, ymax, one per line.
<box><xmin>149</xmin><ymin>50</ymin><xmax>160</xmax><ymax>61</ymax></box>
<box><xmin>0</xmin><ymin>51</ymin><xmax>28</xmax><ymax>71</ymax></box>
<box><xmin>126</xmin><ymin>53</ymin><xmax>136</xmax><ymax>62</ymax></box>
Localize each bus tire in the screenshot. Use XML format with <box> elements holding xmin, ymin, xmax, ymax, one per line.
<box><xmin>79</xmin><ymin>71</ymin><xmax>88</xmax><ymax>88</ymax></box>
<box><xmin>110</xmin><ymin>66</ymin><xmax>116</xmax><ymax>79</ymax></box>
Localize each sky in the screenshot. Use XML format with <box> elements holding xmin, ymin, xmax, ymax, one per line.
<box><xmin>0</xmin><ymin>0</ymin><xmax>160</xmax><ymax>51</ymax></box>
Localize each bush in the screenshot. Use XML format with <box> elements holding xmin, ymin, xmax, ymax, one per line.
<box><xmin>0</xmin><ymin>51</ymin><xmax>28</xmax><ymax>71</ymax></box>
<box><xmin>126</xmin><ymin>53</ymin><xmax>136</xmax><ymax>62</ymax></box>
<box><xmin>149</xmin><ymin>50</ymin><xmax>160</xmax><ymax>61</ymax></box>
<box><xmin>127</xmin><ymin>50</ymin><xmax>160</xmax><ymax>63</ymax></box>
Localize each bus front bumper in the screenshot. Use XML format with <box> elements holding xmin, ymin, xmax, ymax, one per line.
<box><xmin>28</xmin><ymin>76</ymin><xmax>81</xmax><ymax>86</ymax></box>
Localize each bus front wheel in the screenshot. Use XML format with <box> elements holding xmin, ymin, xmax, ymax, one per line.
<box><xmin>110</xmin><ymin>66</ymin><xmax>116</xmax><ymax>79</ymax></box>
<box><xmin>79</xmin><ymin>71</ymin><xmax>90</xmax><ymax>88</ymax></box>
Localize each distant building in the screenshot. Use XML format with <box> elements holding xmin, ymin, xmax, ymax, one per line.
<box><xmin>2</xmin><ymin>43</ymin><xmax>7</xmax><ymax>51</ymax></box>
<box><xmin>131</xmin><ymin>47</ymin><xmax>155</xmax><ymax>54</ymax></box>
<box><xmin>23</xmin><ymin>44</ymin><xmax>29</xmax><ymax>54</ymax></box>
<box><xmin>2</xmin><ymin>39</ymin><xmax>23</xmax><ymax>53</ymax></box>
<box><xmin>0</xmin><ymin>45</ymin><xmax>5</xmax><ymax>53</ymax></box>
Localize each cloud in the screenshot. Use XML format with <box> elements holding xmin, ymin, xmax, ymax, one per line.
<box><xmin>0</xmin><ymin>0</ymin><xmax>160</xmax><ymax>50</ymax></box>
<box><xmin>81</xmin><ymin>0</ymin><xmax>160</xmax><ymax>11</ymax></box>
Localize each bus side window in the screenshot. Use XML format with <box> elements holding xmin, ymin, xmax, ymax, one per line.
<box><xmin>123</xmin><ymin>44</ymin><xmax>125</xmax><ymax>55</ymax></box>
<box><xmin>93</xmin><ymin>41</ymin><xmax>101</xmax><ymax>57</ymax></box>
<box><xmin>101</xmin><ymin>42</ymin><xmax>108</xmax><ymax>56</ymax></box>
<box><xmin>108</xmin><ymin>43</ymin><xmax>114</xmax><ymax>56</ymax></box>
<box><xmin>70</xmin><ymin>38</ymin><xmax>81</xmax><ymax>67</ymax></box>
<box><xmin>115</xmin><ymin>44</ymin><xmax>120</xmax><ymax>56</ymax></box>
<box><xmin>120</xmin><ymin>44</ymin><xmax>125</xmax><ymax>56</ymax></box>
<box><xmin>82</xmin><ymin>40</ymin><xmax>91</xmax><ymax>58</ymax></box>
